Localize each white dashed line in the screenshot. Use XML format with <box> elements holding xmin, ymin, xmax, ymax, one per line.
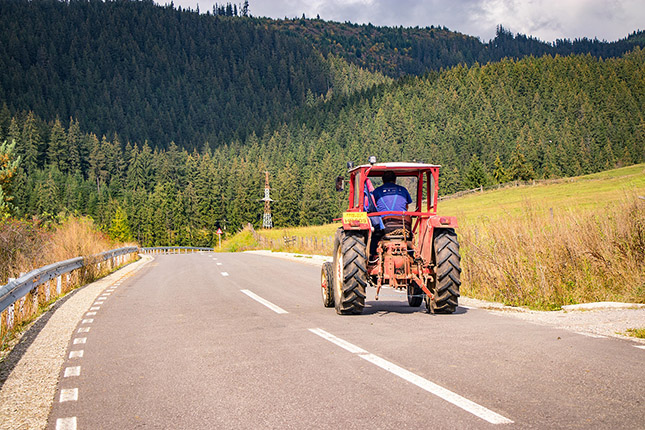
<box><xmin>90</xmin><ymin>306</ymin><xmax>100</xmax><ymax>311</ymax></box>
<box><xmin>56</xmin><ymin>417</ymin><xmax>77</xmax><ymax>430</ymax></box>
<box><xmin>86</xmin><ymin>312</ymin><xmax>96</xmax><ymax>316</ymax></box>
<box><xmin>77</xmin><ymin>327</ymin><xmax>90</xmax><ymax>333</ymax></box>
<box><xmin>69</xmin><ymin>350</ymin><xmax>84</xmax><ymax>359</ymax></box>
<box><xmin>216</xmin><ymin>262</ymin><xmax>223</xmax><ymax>266</ymax></box>
<box><xmin>574</xmin><ymin>332</ymin><xmax>607</xmax><ymax>339</ymax></box>
<box><xmin>309</xmin><ymin>328</ymin><xmax>513</xmax><ymax>425</ymax></box>
<box><xmin>309</xmin><ymin>328</ymin><xmax>367</xmax><ymax>354</ymax></box>
<box><xmin>82</xmin><ymin>319</ymin><xmax>94</xmax><ymax>324</ymax></box>
<box><xmin>240</xmin><ymin>290</ymin><xmax>288</xmax><ymax>314</ymax></box>
<box><xmin>64</xmin><ymin>366</ymin><xmax>81</xmax><ymax>377</ymax></box>
<box><xmin>221</xmin><ymin>272</ymin><xmax>229</xmax><ymax>277</ymax></box>
<box><xmin>59</xmin><ymin>388</ymin><xmax>78</xmax><ymax>402</ymax></box>
<box><xmin>73</xmin><ymin>338</ymin><xmax>87</xmax><ymax>345</ymax></box>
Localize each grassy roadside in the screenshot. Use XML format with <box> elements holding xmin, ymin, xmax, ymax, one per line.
<box><xmin>246</xmin><ymin>164</ymin><xmax>645</xmax><ymax>310</ymax></box>
<box><xmin>624</xmin><ymin>328</ymin><xmax>645</xmax><ymax>339</ymax></box>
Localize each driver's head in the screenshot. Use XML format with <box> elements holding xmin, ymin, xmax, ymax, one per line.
<box><xmin>382</xmin><ymin>171</ymin><xmax>396</xmax><ymax>184</ymax></box>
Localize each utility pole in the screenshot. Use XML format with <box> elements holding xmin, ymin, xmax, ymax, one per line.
<box><xmin>261</xmin><ymin>171</ymin><xmax>273</xmax><ymax>229</ymax></box>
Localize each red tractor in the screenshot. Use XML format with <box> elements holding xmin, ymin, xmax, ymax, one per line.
<box><xmin>320</xmin><ymin>161</ymin><xmax>461</xmax><ymax>315</ymax></box>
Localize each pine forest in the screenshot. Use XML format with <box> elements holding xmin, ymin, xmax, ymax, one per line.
<box><xmin>0</xmin><ymin>0</ymin><xmax>644</xmax><ymax>248</ymax></box>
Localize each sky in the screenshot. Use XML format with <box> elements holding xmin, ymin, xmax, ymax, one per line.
<box><xmin>164</xmin><ymin>0</ymin><xmax>645</xmax><ymax>43</ymax></box>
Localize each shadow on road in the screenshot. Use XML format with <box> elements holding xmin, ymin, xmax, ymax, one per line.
<box><xmin>361</xmin><ymin>299</ymin><xmax>469</xmax><ymax>316</ymax></box>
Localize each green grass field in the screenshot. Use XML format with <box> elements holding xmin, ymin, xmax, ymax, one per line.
<box><xmin>440</xmin><ymin>164</ymin><xmax>645</xmax><ymax>223</ymax></box>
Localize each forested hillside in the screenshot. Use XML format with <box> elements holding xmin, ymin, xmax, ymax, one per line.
<box><xmin>0</xmin><ymin>0</ymin><xmax>643</xmax><ymax>151</ymax></box>
<box><xmin>273</xmin><ymin>20</ymin><xmax>645</xmax><ymax>77</ymax></box>
<box><xmin>0</xmin><ymin>0</ymin><xmax>333</xmax><ymax>149</ymax></box>
<box><xmin>2</xmin><ymin>48</ymin><xmax>643</xmax><ymax>246</ymax></box>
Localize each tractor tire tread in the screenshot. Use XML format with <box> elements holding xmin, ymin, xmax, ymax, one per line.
<box><xmin>428</xmin><ymin>229</ymin><xmax>461</xmax><ymax>314</ymax></box>
<box><xmin>334</xmin><ymin>231</ymin><xmax>368</xmax><ymax>315</ymax></box>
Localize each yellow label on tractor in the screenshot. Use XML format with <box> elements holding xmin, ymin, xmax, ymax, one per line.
<box><xmin>342</xmin><ymin>212</ymin><xmax>369</xmax><ymax>224</ymax></box>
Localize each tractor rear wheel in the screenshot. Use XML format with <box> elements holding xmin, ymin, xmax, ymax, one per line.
<box><xmin>321</xmin><ymin>262</ymin><xmax>334</xmax><ymax>307</ymax></box>
<box><xmin>427</xmin><ymin>229</ymin><xmax>461</xmax><ymax>314</ymax></box>
<box><xmin>407</xmin><ymin>283</ymin><xmax>423</xmax><ymax>307</ymax></box>
<box><xmin>333</xmin><ymin>228</ymin><xmax>367</xmax><ymax>315</ymax></box>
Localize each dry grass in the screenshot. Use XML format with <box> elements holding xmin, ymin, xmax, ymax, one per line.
<box><xmin>0</xmin><ymin>216</ymin><xmax>124</xmax><ymax>284</ymax></box>
<box><xmin>624</xmin><ymin>328</ymin><xmax>645</xmax><ymax>339</ymax></box>
<box><xmin>459</xmin><ymin>196</ymin><xmax>645</xmax><ymax>309</ymax></box>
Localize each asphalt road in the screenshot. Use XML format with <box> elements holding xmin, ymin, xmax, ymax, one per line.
<box><xmin>47</xmin><ymin>253</ymin><xmax>645</xmax><ymax>429</ymax></box>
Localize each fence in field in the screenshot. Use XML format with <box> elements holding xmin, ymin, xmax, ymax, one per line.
<box><xmin>0</xmin><ymin>247</ymin><xmax>138</xmax><ymax>340</ymax></box>
<box><xmin>248</xmin><ymin>225</ymin><xmax>334</xmax><ymax>255</ymax></box>
<box><xmin>140</xmin><ymin>247</ymin><xmax>214</xmax><ymax>254</ymax></box>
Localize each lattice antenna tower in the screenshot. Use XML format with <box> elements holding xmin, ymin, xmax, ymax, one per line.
<box><xmin>261</xmin><ymin>171</ymin><xmax>273</xmax><ymax>228</ymax></box>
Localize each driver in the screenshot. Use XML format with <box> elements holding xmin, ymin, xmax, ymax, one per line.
<box><xmin>372</xmin><ymin>171</ymin><xmax>412</xmax><ymax>213</ymax></box>
<box><xmin>369</xmin><ymin>171</ymin><xmax>412</xmax><ymax>262</ymax></box>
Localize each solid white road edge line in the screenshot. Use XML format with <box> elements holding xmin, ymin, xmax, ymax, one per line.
<box><xmin>240</xmin><ymin>289</ymin><xmax>288</xmax><ymax>314</ymax></box>
<box><xmin>634</xmin><ymin>345</ymin><xmax>645</xmax><ymax>350</ymax></box>
<box><xmin>574</xmin><ymin>332</ymin><xmax>607</xmax><ymax>339</ymax></box>
<box><xmin>56</xmin><ymin>417</ymin><xmax>77</xmax><ymax>430</ymax></box>
<box><xmin>308</xmin><ymin>328</ymin><xmax>513</xmax><ymax>425</ymax></box>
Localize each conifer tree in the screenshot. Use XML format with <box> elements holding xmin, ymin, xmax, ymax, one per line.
<box><xmin>492</xmin><ymin>154</ymin><xmax>508</xmax><ymax>184</ymax></box>
<box><xmin>47</xmin><ymin>118</ymin><xmax>67</xmax><ymax>169</ymax></box>
<box><xmin>464</xmin><ymin>154</ymin><xmax>488</xmax><ymax>189</ymax></box>
<box><xmin>509</xmin><ymin>144</ymin><xmax>534</xmax><ymax>181</ymax></box>
<box><xmin>109</xmin><ymin>205</ymin><xmax>133</xmax><ymax>242</ymax></box>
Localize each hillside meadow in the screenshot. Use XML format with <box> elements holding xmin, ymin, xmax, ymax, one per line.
<box><xmin>245</xmin><ymin>164</ymin><xmax>645</xmax><ymax>310</ymax></box>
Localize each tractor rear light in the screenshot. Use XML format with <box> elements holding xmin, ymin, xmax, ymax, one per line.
<box><xmin>440</xmin><ymin>217</ymin><xmax>449</xmax><ymax>225</ymax></box>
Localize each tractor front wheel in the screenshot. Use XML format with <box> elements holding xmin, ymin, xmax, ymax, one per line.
<box><xmin>427</xmin><ymin>229</ymin><xmax>461</xmax><ymax>314</ymax></box>
<box><xmin>321</xmin><ymin>262</ymin><xmax>334</xmax><ymax>307</ymax></box>
<box><xmin>333</xmin><ymin>229</ymin><xmax>367</xmax><ymax>315</ymax></box>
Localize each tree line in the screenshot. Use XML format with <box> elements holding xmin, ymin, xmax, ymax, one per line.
<box><xmin>2</xmin><ymin>49</ymin><xmax>643</xmax><ymax>246</ymax></box>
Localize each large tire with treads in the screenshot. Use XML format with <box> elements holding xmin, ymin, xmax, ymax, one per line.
<box><xmin>426</xmin><ymin>229</ymin><xmax>461</xmax><ymax>314</ymax></box>
<box><xmin>332</xmin><ymin>228</ymin><xmax>367</xmax><ymax>315</ymax></box>
<box><xmin>407</xmin><ymin>283</ymin><xmax>423</xmax><ymax>307</ymax></box>
<box><xmin>321</xmin><ymin>262</ymin><xmax>334</xmax><ymax>307</ymax></box>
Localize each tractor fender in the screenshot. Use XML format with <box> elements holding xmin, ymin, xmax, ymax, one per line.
<box><xmin>428</xmin><ymin>215</ymin><xmax>458</xmax><ymax>229</ymax></box>
<box><xmin>418</xmin><ymin>216</ymin><xmax>458</xmax><ymax>263</ymax></box>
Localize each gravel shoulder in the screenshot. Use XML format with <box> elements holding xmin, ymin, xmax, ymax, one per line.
<box><xmin>0</xmin><ymin>255</ymin><xmax>152</xmax><ymax>430</ymax></box>
<box><xmin>247</xmin><ymin>250</ymin><xmax>645</xmax><ymax>344</ymax></box>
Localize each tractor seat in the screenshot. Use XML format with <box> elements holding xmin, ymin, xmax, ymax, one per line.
<box><xmin>382</xmin><ymin>215</ymin><xmax>413</xmax><ymax>238</ymax></box>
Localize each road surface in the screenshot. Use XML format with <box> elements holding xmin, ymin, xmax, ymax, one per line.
<box><xmin>47</xmin><ymin>253</ymin><xmax>645</xmax><ymax>429</ymax></box>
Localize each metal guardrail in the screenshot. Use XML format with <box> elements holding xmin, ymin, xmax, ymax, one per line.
<box><xmin>140</xmin><ymin>246</ymin><xmax>214</xmax><ymax>253</ymax></box>
<box><xmin>0</xmin><ymin>246</ymin><xmax>138</xmax><ymax>315</ymax></box>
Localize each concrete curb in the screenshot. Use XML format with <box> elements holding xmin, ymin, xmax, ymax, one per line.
<box><xmin>562</xmin><ymin>302</ymin><xmax>645</xmax><ymax>311</ymax></box>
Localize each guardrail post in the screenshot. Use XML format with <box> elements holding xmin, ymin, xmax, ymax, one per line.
<box><xmin>57</xmin><ymin>275</ymin><xmax>62</xmax><ymax>295</ymax></box>
<box><xmin>6</xmin><ymin>303</ymin><xmax>14</xmax><ymax>330</ymax></box>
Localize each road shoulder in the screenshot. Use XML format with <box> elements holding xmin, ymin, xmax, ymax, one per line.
<box><xmin>0</xmin><ymin>255</ymin><xmax>152</xmax><ymax>429</ymax></box>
